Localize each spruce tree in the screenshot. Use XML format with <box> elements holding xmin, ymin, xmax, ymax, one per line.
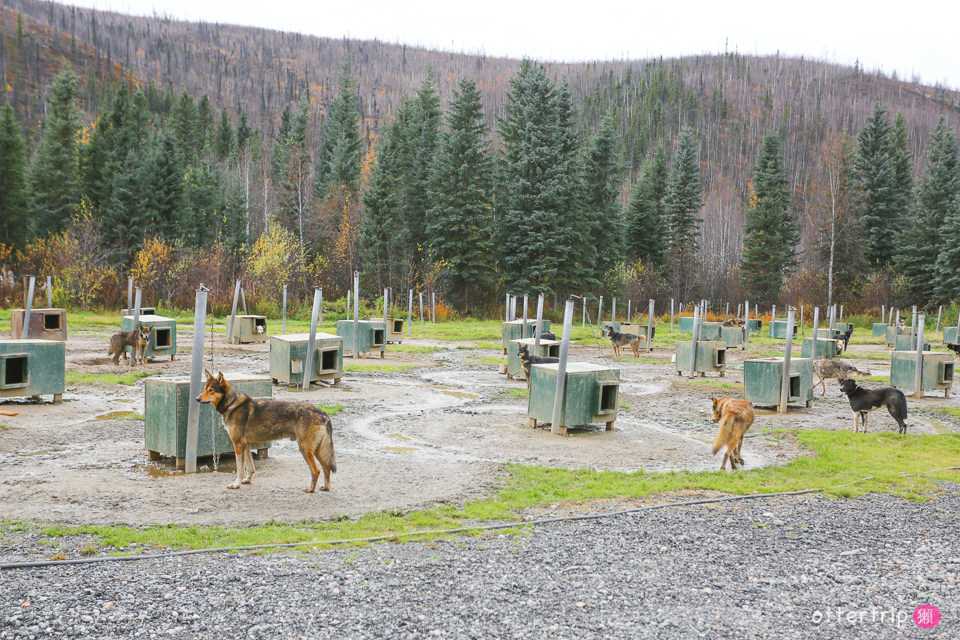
<box><xmin>405</xmin><ymin>68</ymin><xmax>442</xmax><ymax>257</ymax></box>
<box><xmin>853</xmin><ymin>103</ymin><xmax>898</xmax><ymax>268</ymax></box>
<box><xmin>140</xmin><ymin>132</ymin><xmax>183</xmax><ymax>241</ymax></box>
<box><xmin>889</xmin><ymin>111</ymin><xmax>914</xmax><ymax>226</ymax></box>
<box><xmin>222</xmin><ymin>173</ymin><xmax>249</xmax><ymax>260</ymax></box>
<box><xmin>29</xmin><ymin>68</ymin><xmax>82</xmax><ymax>237</ymax></box>
<box><xmin>214</xmin><ymin>108</ymin><xmax>234</xmax><ymax>161</ymax></box>
<box><xmin>360</xmin><ymin>137</ymin><xmax>404</xmax><ymax>291</ymax></box>
<box><xmin>168</xmin><ymin>91</ymin><xmax>199</xmax><ymax>166</ymax></box>
<box><xmin>580</xmin><ymin>118</ymin><xmax>624</xmax><ymax>280</ymax></box>
<box><xmin>663</xmin><ymin>128</ymin><xmax>704</xmax><ymax>300</ymax></box>
<box><xmin>624</xmin><ymin>146</ymin><xmax>668</xmax><ymax>268</ymax></box>
<box><xmin>181</xmin><ymin>164</ymin><xmax>225</xmax><ymax>247</ymax></box>
<box><xmin>274</xmin><ymin>97</ymin><xmax>311</xmax><ymax>255</ymax></box>
<box><xmin>739</xmin><ymin>132</ymin><xmax>797</xmax><ymax>304</ymax></box>
<box><xmin>315</xmin><ymin>57</ymin><xmax>362</xmax><ymax>198</ymax></box>
<box><xmin>101</xmin><ymin>150</ymin><xmax>144</xmax><ymax>263</ymax></box>
<box><xmin>425</xmin><ymin>76</ymin><xmax>494</xmax><ymax>310</ymax></box>
<box><xmin>0</xmin><ymin>103</ymin><xmax>29</xmax><ymax>247</ymax></box>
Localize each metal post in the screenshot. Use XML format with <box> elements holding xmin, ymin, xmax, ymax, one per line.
<box><xmin>21</xmin><ymin>276</ymin><xmax>35</xmax><ymax>340</ymax></box>
<box><xmin>505</xmin><ymin>293</ymin><xmax>510</xmax><ymax>322</ymax></box>
<box><xmin>132</xmin><ymin>287</ymin><xmax>142</xmax><ymax>329</ymax></box>
<box><xmin>383</xmin><ymin>288</ymin><xmax>389</xmax><ymax>330</ymax></box>
<box><xmin>281</xmin><ymin>284</ymin><xmax>288</xmax><ymax>333</ymax></box>
<box><xmin>581</xmin><ymin>295</ymin><xmax>586</xmax><ymax>328</ymax></box>
<box><xmin>303</xmin><ymin>287</ymin><xmax>323</xmax><ymax>390</ymax></box>
<box><xmin>319</xmin><ymin>288</ymin><xmax>323</xmax><ymax>328</ymax></box>
<box><xmin>352</xmin><ymin>271</ymin><xmax>360</xmax><ymax>358</ymax></box>
<box><xmin>127</xmin><ymin>276</ymin><xmax>133</xmax><ymax>312</ymax></box>
<box><xmin>744</xmin><ymin>301</ymin><xmax>750</xmax><ymax>350</ymax></box>
<box><xmin>241</xmin><ymin>288</ymin><xmax>247</xmax><ymax>315</ymax></box>
<box><xmin>627</xmin><ymin>300</ymin><xmax>631</xmax><ymax>323</ymax></box>
<box><xmin>647</xmin><ymin>299</ymin><xmax>655</xmax><ymax>353</ymax></box>
<box><xmin>779</xmin><ymin>308</ymin><xmax>796</xmax><ymax>414</ymax></box>
<box><xmin>670</xmin><ymin>299</ymin><xmax>675</xmax><ymax>333</ymax></box>
<box><xmin>770</xmin><ymin>304</ymin><xmax>776</xmax><ymax>337</ymax></box>
<box><xmin>612</xmin><ymin>298</ymin><xmax>617</xmax><ymax>324</ymax></box>
<box><xmin>881</xmin><ymin>305</ymin><xmax>885</xmax><ymax>326</ymax></box>
<box><xmin>346</xmin><ymin>291</ymin><xmax>351</xmax><ymax>321</ymax></box>
<box><xmin>184</xmin><ymin>285</ymin><xmax>209</xmax><ymax>474</ymax></box>
<box><xmin>895</xmin><ymin>309</ymin><xmax>900</xmax><ymax>330</ymax></box>
<box><xmin>46</xmin><ymin>275</ymin><xmax>52</xmax><ymax>308</ymax></box>
<box><xmin>688</xmin><ymin>305</ymin><xmax>700</xmax><ymax>378</ymax></box>
<box><xmin>227</xmin><ymin>280</ymin><xmax>241</xmax><ymax>343</ymax></box>
<box><xmin>811</xmin><ymin>307</ymin><xmax>819</xmax><ymax>361</ymax></box>
<box><xmin>597</xmin><ymin>296</ymin><xmax>603</xmax><ymax>326</ymax></box>
<box><xmin>431</xmin><ymin>291</ymin><xmax>436</xmax><ymax>323</ymax></box>
<box><xmin>725</xmin><ymin>302</ymin><xmax>730</xmax><ymax>323</ymax></box>
<box><xmin>510</xmin><ymin>295</ymin><xmax>517</xmax><ymax>321</ymax></box>
<box><xmin>551</xmin><ymin>298</ymin><xmax>576</xmax><ymax>435</ymax></box>
<box><xmin>407</xmin><ymin>289</ymin><xmax>413</xmax><ymax>336</ymax></box>
<box><xmin>522</xmin><ymin>294</ymin><xmax>529</xmax><ymax>341</ymax></box>
<box><xmin>799</xmin><ymin>305</ymin><xmax>804</xmax><ymax>332</ymax></box>
<box><xmin>830</xmin><ymin>306</ymin><xmax>837</xmax><ymax>333</ymax></box>
<box><xmin>534</xmin><ymin>294</ymin><xmax>544</xmax><ymax>348</ymax></box>
<box><xmin>911</xmin><ymin>307</ymin><xmax>917</xmax><ymax>349</ymax></box>
<box><xmin>915</xmin><ymin>313</ymin><xmax>926</xmax><ymax>399</ymax></box>
<box><xmin>736</xmin><ymin>303</ymin><xmax>742</xmax><ymax>319</ymax></box>
<box><xmin>419</xmin><ymin>292</ymin><xmax>425</xmax><ymax>328</ymax></box>
<box><xmin>838</xmin><ymin>305</ymin><xmax>843</xmax><ymax>323</ymax></box>
<box><xmin>936</xmin><ymin>305</ymin><xmax>942</xmax><ymax>334</ymax></box>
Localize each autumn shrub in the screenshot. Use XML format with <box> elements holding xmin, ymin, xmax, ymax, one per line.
<box><xmin>130</xmin><ymin>237</ymin><xmax>179</xmax><ymax>306</ymax></box>
<box><xmin>244</xmin><ymin>226</ymin><xmax>309</xmax><ymax>306</ymax></box>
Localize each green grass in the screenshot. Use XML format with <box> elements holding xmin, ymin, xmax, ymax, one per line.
<box><xmin>343</xmin><ymin>364</ymin><xmax>418</xmax><ymax>374</ymax></box>
<box><xmin>27</xmin><ymin>431</ymin><xmax>960</xmax><ymax>552</ymax></box>
<box><xmin>480</xmin><ymin>357</ymin><xmax>507</xmax><ymax>366</ymax></box>
<box><xmin>318</xmin><ymin>404</ymin><xmax>344</xmax><ymax>416</ymax></box>
<box><xmin>864</xmin><ymin>375</ymin><xmax>890</xmax><ymax>383</ymax></box>
<box><xmin>65</xmin><ymin>370</ymin><xmax>158</xmax><ymax>386</ymax></box>
<box><xmin>506</xmin><ymin>388</ymin><xmax>529</xmax><ymax>398</ymax></box>
<box><xmin>128</xmin><ymin>412</ymin><xmax>145</xmax><ymax>421</ymax></box>
<box><xmin>931</xmin><ymin>406</ymin><xmax>960</xmax><ymax>420</ymax></box>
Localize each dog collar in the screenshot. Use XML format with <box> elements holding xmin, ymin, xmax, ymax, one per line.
<box><xmin>220</xmin><ymin>394</ymin><xmax>244</xmax><ymax>414</ymax></box>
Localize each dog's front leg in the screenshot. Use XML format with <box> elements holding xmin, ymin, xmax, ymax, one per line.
<box><xmin>241</xmin><ymin>444</ymin><xmax>255</xmax><ymax>484</ymax></box>
<box><xmin>228</xmin><ymin>442</ymin><xmax>245</xmax><ymax>489</ymax></box>
<box><xmin>852</xmin><ymin>412</ymin><xmax>860</xmax><ymax>433</ymax></box>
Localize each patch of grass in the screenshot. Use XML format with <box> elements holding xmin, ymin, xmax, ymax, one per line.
<box><xmin>343</xmin><ymin>364</ymin><xmax>418</xmax><ymax>374</ymax></box>
<box><xmin>506</xmin><ymin>388</ymin><xmax>529</xmax><ymax>398</ymax></box>
<box><xmin>26</xmin><ymin>431</ymin><xmax>960</xmax><ymax>552</ymax></box>
<box><xmin>318</xmin><ymin>404</ymin><xmax>344</xmax><ymax>416</ymax></box>
<box><xmin>474</xmin><ymin>341</ymin><xmax>503</xmax><ymax>350</ymax></box>
<box><xmin>0</xmin><ymin>423</ymin><xmax>9</xmax><ymax>430</ymax></box>
<box><xmin>128</xmin><ymin>413</ymin><xmax>146</xmax><ymax>421</ymax></box>
<box><xmin>931</xmin><ymin>406</ymin><xmax>960</xmax><ymax>420</ymax></box>
<box><xmin>389</xmin><ymin>344</ymin><xmax>439</xmax><ymax>353</ymax></box>
<box><xmin>480</xmin><ymin>357</ymin><xmax>507</xmax><ymax>366</ymax></box>
<box><xmin>680</xmin><ymin>378</ymin><xmax>742</xmax><ymax>390</ymax></box>
<box><xmin>620</xmin><ymin>400</ymin><xmax>631</xmax><ymax>410</ymax></box>
<box><xmin>864</xmin><ymin>375</ymin><xmax>890</xmax><ymax>383</ymax></box>
<box><xmin>65</xmin><ymin>370</ymin><xmax>158</xmax><ymax>386</ymax></box>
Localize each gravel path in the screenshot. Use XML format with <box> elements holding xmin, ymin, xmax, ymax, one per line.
<box><xmin>2</xmin><ymin>486</ymin><xmax>957</xmax><ymax>639</ymax></box>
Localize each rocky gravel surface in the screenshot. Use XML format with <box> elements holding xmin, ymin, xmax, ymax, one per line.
<box><xmin>2</xmin><ymin>486</ymin><xmax>958</xmax><ymax>639</ymax></box>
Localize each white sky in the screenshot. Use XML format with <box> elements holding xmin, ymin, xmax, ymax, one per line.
<box><xmin>61</xmin><ymin>0</ymin><xmax>960</xmax><ymax>90</ymax></box>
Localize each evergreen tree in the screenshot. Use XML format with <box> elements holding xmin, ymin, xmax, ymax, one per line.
<box><xmin>101</xmin><ymin>150</ymin><xmax>144</xmax><ymax>263</ymax></box>
<box><xmin>360</xmin><ymin>136</ymin><xmax>405</xmax><ymax>291</ymax></box>
<box><xmin>196</xmin><ymin>93</ymin><xmax>213</xmax><ymax>152</ymax></box>
<box><xmin>315</xmin><ymin>57</ymin><xmax>362</xmax><ymax>199</ymax></box>
<box><xmin>222</xmin><ymin>173</ymin><xmax>249</xmax><ymax>260</ymax></box>
<box><xmin>425</xmin><ymin>76</ymin><xmax>494</xmax><ymax>310</ymax></box>
<box><xmin>270</xmin><ymin>104</ymin><xmax>292</xmax><ymax>177</ymax></box>
<box><xmin>181</xmin><ymin>164</ymin><xmax>225</xmax><ymax>247</ymax></box>
<box><xmin>904</xmin><ymin>117</ymin><xmax>960</xmax><ymax>302</ymax></box>
<box><xmin>0</xmin><ymin>103</ymin><xmax>29</xmax><ymax>247</ymax></box>
<box><xmin>663</xmin><ymin>128</ymin><xmax>704</xmax><ymax>300</ymax></box>
<box><xmin>739</xmin><ymin>132</ymin><xmax>798</xmax><ymax>304</ymax></box>
<box><xmin>853</xmin><ymin>103</ymin><xmax>898</xmax><ymax>268</ymax></box>
<box><xmin>496</xmin><ymin>60</ymin><xmax>582</xmax><ymax>296</ymax></box>
<box><xmin>140</xmin><ymin>132</ymin><xmax>183</xmax><ymax>241</ymax></box>
<box><xmin>404</xmin><ymin>68</ymin><xmax>443</xmax><ymax>257</ymax></box>
<box><xmin>274</xmin><ymin>97</ymin><xmax>311</xmax><ymax>255</ymax></box>
<box><xmin>29</xmin><ymin>68</ymin><xmax>82</xmax><ymax>237</ymax></box>
<box><xmin>580</xmin><ymin>118</ymin><xmax>624</xmax><ymax>280</ymax></box>
<box><xmin>168</xmin><ymin>91</ymin><xmax>199</xmax><ymax>166</ymax></box>
<box><xmin>889</xmin><ymin>111</ymin><xmax>914</xmax><ymax>226</ymax></box>
<box><xmin>624</xmin><ymin>146</ymin><xmax>668</xmax><ymax>268</ymax></box>
<box><xmin>214</xmin><ymin>108</ymin><xmax>234</xmax><ymax>162</ymax></box>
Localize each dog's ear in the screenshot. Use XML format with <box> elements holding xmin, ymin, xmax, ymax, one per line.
<box><xmin>216</xmin><ymin>371</ymin><xmax>224</xmax><ymax>383</ymax></box>
<box><xmin>709</xmin><ymin>397</ymin><xmax>718</xmax><ymax>406</ymax></box>
<box><xmin>204</xmin><ymin>369</ymin><xmax>213</xmax><ymax>381</ymax></box>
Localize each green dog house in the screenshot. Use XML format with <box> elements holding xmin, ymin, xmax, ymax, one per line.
<box><xmin>145</xmin><ymin>374</ymin><xmax>272</xmax><ymax>469</ymax></box>
<box><xmin>337</xmin><ymin>320</ymin><xmax>386</xmax><ymax>358</ymax></box>
<box><xmin>770</xmin><ymin>320</ymin><xmax>799</xmax><ymax>339</ymax></box>
<box><xmin>120</xmin><ymin>314</ymin><xmax>177</xmax><ymax>361</ymax></box>
<box><xmin>230</xmin><ymin>315</ymin><xmax>268</xmax><ymax>344</ymax></box>
<box><xmin>744</xmin><ymin>357</ymin><xmax>814</xmax><ymax>408</ymax></box>
<box><xmin>527</xmin><ymin>362</ymin><xmax>620</xmax><ymax>434</ymax></box>
<box><xmin>269</xmin><ymin>333</ymin><xmax>343</xmax><ymax>387</ymax></box>
<box><xmin>0</xmin><ymin>339</ymin><xmax>64</xmax><ymax>403</ymax></box>
<box><xmin>501</xmin><ymin>319</ymin><xmax>551</xmax><ymax>354</ymax></box>
<box><xmin>890</xmin><ymin>351</ymin><xmax>954</xmax><ymax>398</ymax></box>
<box><xmin>675</xmin><ymin>340</ymin><xmax>726</xmax><ymax>377</ymax></box>
<box><xmin>721</xmin><ymin>326</ymin><xmax>745</xmax><ymax>350</ymax></box>
<box><xmin>800</xmin><ymin>338</ymin><xmax>838</xmax><ymax>359</ymax></box>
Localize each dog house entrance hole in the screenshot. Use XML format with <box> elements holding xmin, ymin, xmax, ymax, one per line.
<box><xmin>43</xmin><ymin>313</ymin><xmax>61</xmax><ymax>331</ymax></box>
<box><xmin>941</xmin><ymin>362</ymin><xmax>955</xmax><ymax>383</ymax></box>
<box><xmin>788</xmin><ymin>373</ymin><xmax>801</xmax><ymax>400</ymax></box>
<box><xmin>547</xmin><ymin>344</ymin><xmax>560</xmax><ymax>357</ymax></box>
<box><xmin>1</xmin><ymin>355</ymin><xmax>28</xmax><ymax>388</ymax></box>
<box><xmin>598</xmin><ymin>383</ymin><xmax>618</xmax><ymax>413</ymax></box>
<box><xmin>254</xmin><ymin>318</ymin><xmax>267</xmax><ymax>332</ymax></box>
<box><xmin>155</xmin><ymin>327</ymin><xmax>172</xmax><ymax>347</ymax></box>
<box><xmin>715</xmin><ymin>349</ymin><xmax>727</xmax><ymax>366</ymax></box>
<box><xmin>393</xmin><ymin>320</ymin><xmax>403</xmax><ymax>333</ymax></box>
<box><xmin>373</xmin><ymin>329</ymin><xmax>386</xmax><ymax>347</ymax></box>
<box><xmin>319</xmin><ymin>348</ymin><xmax>338</xmax><ymax>372</ymax></box>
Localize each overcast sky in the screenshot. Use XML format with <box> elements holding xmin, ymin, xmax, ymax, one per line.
<box><xmin>61</xmin><ymin>0</ymin><xmax>960</xmax><ymax>90</ymax></box>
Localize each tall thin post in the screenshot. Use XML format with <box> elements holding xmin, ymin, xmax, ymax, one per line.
<box><xmin>915</xmin><ymin>313</ymin><xmax>926</xmax><ymax>399</ymax></box>
<box><xmin>799</xmin><ymin>305</ymin><xmax>804</xmax><ymax>332</ymax></box>
<box><xmin>811</xmin><ymin>307</ymin><xmax>819</xmax><ymax>361</ymax></box>
<box><xmin>241</xmin><ymin>288</ymin><xmax>248</xmax><ymax>315</ymax></box>
<box><xmin>670</xmin><ymin>299</ymin><xmax>675</xmax><ymax>333</ymax></box>
<box><xmin>521</xmin><ymin>294</ymin><xmax>529</xmax><ymax>340</ymax></box>
<box><xmin>647</xmin><ymin>299</ymin><xmax>655</xmax><ymax>353</ymax></box>
<box><xmin>612</xmin><ymin>298</ymin><xmax>617</xmax><ymax>324</ymax></box>
<box><xmin>770</xmin><ymin>304</ymin><xmax>776</xmax><ymax>337</ymax></box>
<box><xmin>346</xmin><ymin>291</ymin><xmax>351</xmax><ymax>321</ymax></box>
<box><xmin>303</xmin><ymin>287</ymin><xmax>322</xmax><ymax>389</ymax></box>
<box><xmin>132</xmin><ymin>287</ymin><xmax>142</xmax><ymax>329</ymax></box>
<box><xmin>935</xmin><ymin>305</ymin><xmax>943</xmax><ymax>334</ymax></box>
<box><xmin>597</xmin><ymin>296</ymin><xmax>603</xmax><ymax>326</ymax></box>
<box><xmin>352</xmin><ymin>272</ymin><xmax>360</xmax><ymax>358</ymax></box>
<box><xmin>534</xmin><ymin>294</ymin><xmax>545</xmax><ymax>348</ymax></box>
<box><xmin>779</xmin><ymin>308</ymin><xmax>796</xmax><ymax>414</ymax></box>
<box><xmin>736</xmin><ymin>303</ymin><xmax>742</xmax><ymax>319</ymax></box>
<box><xmin>744</xmin><ymin>301</ymin><xmax>750</xmax><ymax>350</ymax></box>
<box><xmin>281</xmin><ymin>284</ymin><xmax>288</xmax><ymax>333</ymax></box>
<box><xmin>46</xmin><ymin>275</ymin><xmax>52</xmax><ymax>308</ymax></box>
<box><xmin>319</xmin><ymin>288</ymin><xmax>323</xmax><ymax>327</ymax></box>
<box><xmin>688</xmin><ymin>305</ymin><xmax>700</xmax><ymax>378</ymax></box>
<box><xmin>407</xmin><ymin>289</ymin><xmax>413</xmax><ymax>336</ymax></box>
<box><xmin>431</xmin><ymin>291</ymin><xmax>436</xmax><ymax>323</ymax></box>
<box><xmin>419</xmin><ymin>292</ymin><xmax>425</xmax><ymax>328</ymax></box>
<box><xmin>881</xmin><ymin>305</ymin><xmax>886</xmax><ymax>325</ymax></box>
<box><xmin>126</xmin><ymin>276</ymin><xmax>133</xmax><ymax>312</ymax></box>
<box><xmin>895</xmin><ymin>309</ymin><xmax>900</xmax><ymax>329</ymax></box>
<box><xmin>581</xmin><ymin>295</ymin><xmax>586</xmax><ymax>328</ymax></box>
<box><xmin>228</xmin><ymin>279</ymin><xmax>241</xmax><ymax>342</ymax></box>
<box><xmin>383</xmin><ymin>288</ymin><xmax>389</xmax><ymax>330</ymax></box>
<box><xmin>21</xmin><ymin>276</ymin><xmax>35</xmax><ymax>339</ymax></box>
<box><xmin>551</xmin><ymin>298</ymin><xmax>575</xmax><ymax>435</ymax></box>
<box><xmin>505</xmin><ymin>293</ymin><xmax>510</xmax><ymax>322</ymax></box>
<box><xmin>839</xmin><ymin>305</ymin><xmax>843</xmax><ymax>323</ymax></box>
<box><xmin>627</xmin><ymin>300</ymin><xmax>632</xmax><ymax>323</ymax></box>
<box><xmin>184</xmin><ymin>285</ymin><xmax>209</xmax><ymax>474</ymax></box>
<box><xmin>911</xmin><ymin>306</ymin><xmax>917</xmax><ymax>348</ymax></box>
<box><xmin>725</xmin><ymin>302</ymin><xmax>730</xmax><ymax>323</ymax></box>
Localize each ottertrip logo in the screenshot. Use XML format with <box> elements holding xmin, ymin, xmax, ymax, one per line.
<box><xmin>811</xmin><ymin>605</ymin><xmax>941</xmax><ymax>629</ymax></box>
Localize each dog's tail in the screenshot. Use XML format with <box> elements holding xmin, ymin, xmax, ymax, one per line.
<box><xmin>712</xmin><ymin>415</ymin><xmax>734</xmax><ymax>455</ymax></box>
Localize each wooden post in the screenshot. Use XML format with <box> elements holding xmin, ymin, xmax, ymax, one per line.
<box><xmin>688</xmin><ymin>305</ymin><xmax>700</xmax><ymax>378</ymax></box>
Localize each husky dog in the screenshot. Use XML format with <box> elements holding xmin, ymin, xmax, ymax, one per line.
<box><xmin>710</xmin><ymin>397</ymin><xmax>755</xmax><ymax>471</ymax></box>
<box><xmin>516</xmin><ymin>344</ymin><xmax>559</xmax><ymax>388</ymax></box>
<box><xmin>605</xmin><ymin>325</ymin><xmax>645</xmax><ymax>357</ymax></box>
<box><xmin>108</xmin><ymin>325</ymin><xmax>152</xmax><ymax>366</ymax></box>
<box><xmin>813</xmin><ymin>359</ymin><xmax>869</xmax><ymax>396</ymax></box>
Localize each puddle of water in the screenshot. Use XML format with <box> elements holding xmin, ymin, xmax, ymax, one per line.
<box><xmin>567</xmin><ymin>427</ymin><xmax>621</xmax><ymax>437</ymax></box>
<box><xmin>441</xmin><ymin>390</ymin><xmax>479</xmax><ymax>400</ymax></box>
<box><xmin>95</xmin><ymin>410</ymin><xmax>136</xmax><ymax>420</ymax></box>
<box><xmin>388</xmin><ymin>433</ymin><xmax>412</xmax><ymax>441</ymax></box>
<box><xmin>137</xmin><ymin>461</ymin><xmax>238</xmax><ymax>478</ymax></box>
<box><xmin>17</xmin><ymin>448</ymin><xmax>66</xmax><ymax>457</ymax></box>
<box><xmin>383</xmin><ymin>446</ymin><xmax>418</xmax><ymax>453</ymax></box>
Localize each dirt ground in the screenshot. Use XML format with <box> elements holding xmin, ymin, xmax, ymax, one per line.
<box><xmin>0</xmin><ymin>325</ymin><xmax>956</xmax><ymax>527</ymax></box>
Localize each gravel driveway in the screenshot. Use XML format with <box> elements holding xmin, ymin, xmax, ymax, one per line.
<box><xmin>3</xmin><ymin>486</ymin><xmax>957</xmax><ymax>639</ymax></box>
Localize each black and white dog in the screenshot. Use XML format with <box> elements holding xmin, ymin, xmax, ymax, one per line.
<box><xmin>839</xmin><ymin>378</ymin><xmax>909</xmax><ymax>434</ymax></box>
<box><xmin>833</xmin><ymin>327</ymin><xmax>854</xmax><ymax>353</ymax></box>
<box><xmin>945</xmin><ymin>343</ymin><xmax>960</xmax><ymax>357</ymax></box>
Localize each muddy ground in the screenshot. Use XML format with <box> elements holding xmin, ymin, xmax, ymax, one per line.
<box><xmin>0</xmin><ymin>326</ymin><xmax>956</xmax><ymax>527</ymax></box>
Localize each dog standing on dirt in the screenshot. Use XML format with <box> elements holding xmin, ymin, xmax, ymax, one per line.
<box><xmin>710</xmin><ymin>397</ymin><xmax>754</xmax><ymax>471</ymax></box>
<box><xmin>516</xmin><ymin>344</ymin><xmax>559</xmax><ymax>388</ymax></box>
<box><xmin>838</xmin><ymin>378</ymin><xmax>909</xmax><ymax>434</ymax></box>
<box><xmin>605</xmin><ymin>325</ymin><xmax>645</xmax><ymax>357</ymax></box>
<box><xmin>813</xmin><ymin>359</ymin><xmax>869</xmax><ymax>396</ymax></box>
<box><xmin>108</xmin><ymin>325</ymin><xmax>152</xmax><ymax>366</ymax></box>
<box><xmin>196</xmin><ymin>371</ymin><xmax>337</xmax><ymax>492</ymax></box>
